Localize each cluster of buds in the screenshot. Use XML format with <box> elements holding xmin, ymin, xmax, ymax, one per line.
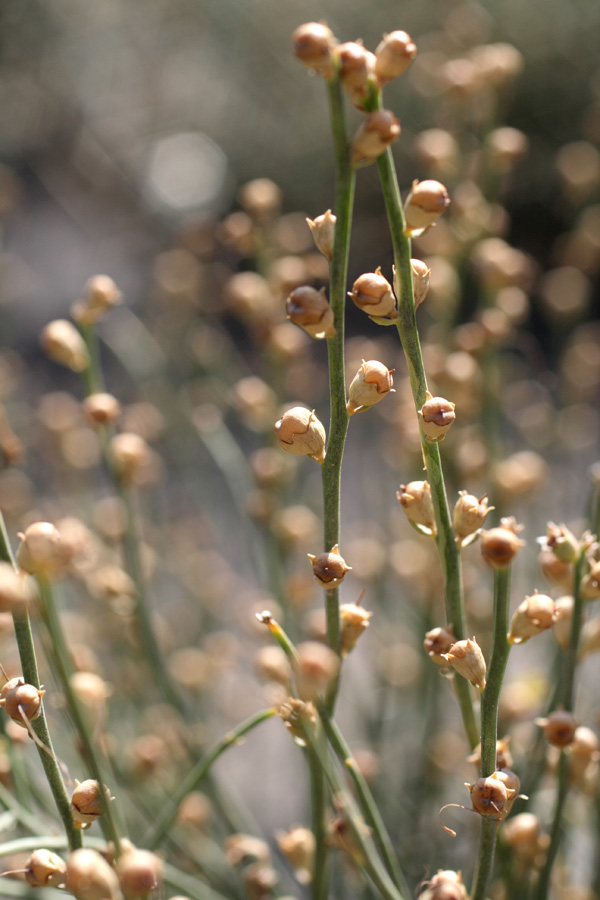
<box><xmin>350</xmin><ymin>268</ymin><xmax>397</xmax><ymax>321</ymax></box>
<box><xmin>418</xmin><ymin>391</ymin><xmax>456</xmax><ymax>440</ymax></box>
<box><xmin>480</xmin><ymin>517</ymin><xmax>525</xmax><ymax>569</ymax></box>
<box><xmin>441</xmin><ymin>637</ymin><xmax>487</xmax><ymax>691</ymax></box>
<box><xmin>71</xmin><ymin>779</ymin><xmax>113</xmax><ymax>828</ymax></box>
<box><xmin>453</xmin><ymin>492</ymin><xmax>493</xmax><ymax>547</ymax></box>
<box><xmin>508</xmin><ymin>592</ymin><xmax>557</xmax><ymax>644</ymax></box>
<box><xmin>0</xmin><ymin>675</ymin><xmax>45</xmax><ymax>727</ymax></box>
<box><xmin>397</xmin><ymin>480</ymin><xmax>436</xmax><ymax>536</ymax></box>
<box><xmin>347</xmin><ymin>360</ymin><xmax>395</xmax><ymax>414</ymax></box>
<box><xmin>274</xmin><ymin>407</ymin><xmax>327</xmax><ymax>463</ymax></box>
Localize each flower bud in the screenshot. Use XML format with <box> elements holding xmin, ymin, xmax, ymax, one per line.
<box><xmin>480</xmin><ymin>518</ymin><xmax>525</xmax><ymax>569</ymax></box>
<box><xmin>465</xmin><ymin>773</ymin><xmax>514</xmax><ymax>821</ymax></box>
<box><xmin>442</xmin><ymin>637</ymin><xmax>486</xmax><ymax>690</ymax></box>
<box><xmin>40</xmin><ymin>320</ymin><xmax>89</xmax><ymax>372</ymax></box>
<box><xmin>418</xmin><ymin>391</ymin><xmax>456</xmax><ymax>440</ymax></box>
<box><xmin>453</xmin><ymin>492</ymin><xmax>493</xmax><ymax>545</ymax></box>
<box><xmin>275</xmin><ymin>407</ymin><xmax>326</xmax><ymax>463</ymax></box>
<box><xmin>543</xmin><ymin>522</ymin><xmax>580</xmax><ymax>564</ymax></box>
<box><xmin>350</xmin><ymin>268</ymin><xmax>397</xmax><ymax>320</ymax></box>
<box><xmin>16</xmin><ymin>522</ymin><xmax>72</xmax><ymax>579</ymax></box>
<box><xmin>418</xmin><ymin>869</ymin><xmax>468</xmax><ymax>900</ymax></box>
<box><xmin>276</xmin><ymin>827</ymin><xmax>315</xmax><ymax>885</ymax></box>
<box><xmin>286</xmin><ymin>286</ymin><xmax>336</xmax><ymax>339</ymax></box>
<box><xmin>535</xmin><ymin>710</ymin><xmax>577</xmax><ymax>747</ymax></box>
<box><xmin>347</xmin><ymin>359</ymin><xmax>395</xmax><ymax>414</ymax></box>
<box><xmin>0</xmin><ymin>562</ymin><xmax>38</xmax><ymax>616</ymax></box>
<box><xmin>82</xmin><ymin>393</ymin><xmax>122</xmax><ymax>427</ymax></box>
<box><xmin>340</xmin><ymin>602</ymin><xmax>372</xmax><ymax>655</ymax></box>
<box><xmin>375</xmin><ymin>31</ymin><xmax>417</xmax><ymax>85</ymax></box>
<box><xmin>0</xmin><ymin>676</ymin><xmax>44</xmax><ymax>726</ymax></box>
<box><xmin>494</xmin><ymin>768</ymin><xmax>523</xmax><ymax>814</ymax></box>
<box><xmin>404</xmin><ymin>180</ymin><xmax>450</xmax><ymax>234</ymax></box>
<box><xmin>306</xmin><ymin>209</ymin><xmax>336</xmax><ymax>261</ymax></box>
<box><xmin>501</xmin><ymin>812</ymin><xmax>542</xmax><ymax>858</ymax></box>
<box><xmin>352</xmin><ymin>110</ymin><xmax>401</xmax><ymax>166</ymax></box>
<box><xmin>71</xmin><ymin>275</ymin><xmax>122</xmax><ymax>325</ymax></box>
<box><xmin>308</xmin><ymin>544</ymin><xmax>351</xmax><ymax>589</ymax></box>
<box><xmin>539</xmin><ymin>547</ymin><xmax>573</xmax><ymax>590</ymax></box>
<box><xmin>410</xmin><ymin>259</ymin><xmax>431</xmax><ymax>308</ymax></box>
<box><xmin>115</xmin><ymin>848</ymin><xmax>162</xmax><ymax>898</ymax></box>
<box><xmin>109</xmin><ymin>433</ymin><xmax>151</xmax><ymax>483</ymax></box>
<box><xmin>397</xmin><ymin>480</ymin><xmax>436</xmax><ymax>535</ymax></box>
<box><xmin>25</xmin><ymin>849</ymin><xmax>67</xmax><ymax>888</ymax></box>
<box><xmin>71</xmin><ymin>779</ymin><xmax>113</xmax><ymax>827</ymax></box>
<box><xmin>424</xmin><ymin>624</ymin><xmax>456</xmax><ymax>666</ymax></box>
<box><xmin>292</xmin><ymin>22</ymin><xmax>337</xmax><ymax>77</ymax></box>
<box><xmin>278</xmin><ymin>697</ymin><xmax>317</xmax><ymax>745</ymax></box>
<box><xmin>66</xmin><ymin>848</ymin><xmax>123</xmax><ymax>900</ymax></box>
<box><xmin>508</xmin><ymin>592</ymin><xmax>557</xmax><ymax>644</ymax></box>
<box><xmin>552</xmin><ymin>595</ymin><xmax>574</xmax><ymax>650</ymax></box>
<box><xmin>333</xmin><ymin>41</ymin><xmax>376</xmax><ymax>108</ymax></box>
<box><xmin>581</xmin><ymin>560</ymin><xmax>600</xmax><ymax>600</ymax></box>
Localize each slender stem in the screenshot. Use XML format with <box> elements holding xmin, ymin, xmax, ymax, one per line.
<box><xmin>471</xmin><ymin>565</ymin><xmax>512</xmax><ymax>900</ymax></box>
<box><xmin>319</xmin><ymin>708</ymin><xmax>410</xmax><ymax>898</ymax></box>
<box><xmin>561</xmin><ymin>548</ymin><xmax>586</xmax><ymax>711</ymax></box>
<box><xmin>146</xmin><ymin>707</ymin><xmax>276</xmax><ymax>850</ymax></box>
<box><xmin>0</xmin><ymin>513</ymin><xmax>81</xmax><ymax>852</ymax></box>
<box><xmin>534</xmin><ymin>752</ymin><xmax>569</xmax><ymax>900</ymax></box>
<box><xmin>376</xmin><ymin>146</ymin><xmax>478</xmax><ymax>748</ymax></box>
<box><xmin>308</xmin><ymin>748</ymin><xmax>329</xmax><ymax>900</ymax></box>
<box><xmin>37</xmin><ymin>578</ymin><xmax>122</xmax><ymax>854</ymax></box>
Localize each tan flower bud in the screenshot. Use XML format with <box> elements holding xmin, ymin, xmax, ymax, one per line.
<box><xmin>465</xmin><ymin>773</ymin><xmax>514</xmax><ymax>821</ymax></box>
<box><xmin>535</xmin><ymin>710</ymin><xmax>577</xmax><ymax>747</ymax></box>
<box><xmin>424</xmin><ymin>624</ymin><xmax>456</xmax><ymax>666</ymax></box>
<box><xmin>275</xmin><ymin>827</ymin><xmax>315</xmax><ymax>884</ymax></box>
<box><xmin>115</xmin><ymin>848</ymin><xmax>162</xmax><ymax>898</ymax></box>
<box><xmin>25</xmin><ymin>849</ymin><xmax>67</xmax><ymax>888</ymax></box>
<box><xmin>418</xmin><ymin>391</ymin><xmax>456</xmax><ymax>440</ymax></box>
<box><xmin>71</xmin><ymin>779</ymin><xmax>113</xmax><ymax>827</ymax></box>
<box><xmin>553</xmin><ymin>595</ymin><xmax>574</xmax><ymax>650</ymax></box>
<box><xmin>306</xmin><ymin>209</ymin><xmax>336</xmax><ymax>261</ymax></box>
<box><xmin>238</xmin><ymin>178</ymin><xmax>282</xmax><ymax>222</ymax></box>
<box><xmin>508</xmin><ymin>592</ymin><xmax>556</xmax><ymax>644</ymax></box>
<box><xmin>308</xmin><ymin>544</ymin><xmax>351</xmax><ymax>589</ymax></box>
<box><xmin>0</xmin><ymin>676</ymin><xmax>44</xmax><ymax>726</ymax></box>
<box><xmin>286</xmin><ymin>286</ymin><xmax>336</xmax><ymax>339</ymax></box>
<box><xmin>467</xmin><ymin>737</ymin><xmax>513</xmax><ymax>771</ymax></box>
<box><xmin>71</xmin><ymin>275</ymin><xmax>122</xmax><ymax>325</ymax></box>
<box><xmin>418</xmin><ymin>870</ymin><xmax>468</xmax><ymax>900</ymax></box>
<box><xmin>347</xmin><ymin>359</ymin><xmax>395</xmax><ymax>414</ymax></box>
<box><xmin>66</xmin><ymin>848</ymin><xmax>123</xmax><ymax>900</ymax></box>
<box><xmin>352</xmin><ymin>110</ymin><xmax>401</xmax><ymax>166</ymax></box>
<box><xmin>109</xmin><ymin>432</ymin><xmax>151</xmax><ymax>483</ymax></box>
<box><xmin>539</xmin><ymin>547</ymin><xmax>573</xmax><ymax>590</ymax></box>
<box><xmin>333</xmin><ymin>41</ymin><xmax>376</xmax><ymax>109</ymax></box>
<box><xmin>292</xmin><ymin>22</ymin><xmax>337</xmax><ymax>77</ymax></box>
<box><xmin>486</xmin><ymin>126</ymin><xmax>529</xmax><ymax>171</ymax></box>
<box><xmin>278</xmin><ymin>697</ymin><xmax>317</xmax><ymax>745</ymax></box>
<box><xmin>375</xmin><ymin>30</ymin><xmax>417</xmax><ymax>85</ymax></box>
<box><xmin>410</xmin><ymin>259</ymin><xmax>431</xmax><ymax>308</ymax></box>
<box><xmin>82</xmin><ymin>393</ymin><xmax>122</xmax><ymax>428</ymax></box>
<box><xmin>544</xmin><ymin>522</ymin><xmax>580</xmax><ymax>564</ymax></box>
<box><xmin>397</xmin><ymin>480</ymin><xmax>436</xmax><ymax>535</ymax></box>
<box><xmin>350</xmin><ymin>267</ymin><xmax>397</xmax><ymax>319</ymax></box>
<box><xmin>494</xmin><ymin>768</ymin><xmax>523</xmax><ymax>814</ymax></box>
<box><xmin>40</xmin><ymin>320</ymin><xmax>89</xmax><ymax>372</ymax></box>
<box><xmin>404</xmin><ymin>180</ymin><xmax>450</xmax><ymax>234</ymax></box>
<box><xmin>340</xmin><ymin>602</ymin><xmax>372</xmax><ymax>655</ymax></box>
<box><xmin>442</xmin><ymin>637</ymin><xmax>486</xmax><ymax>690</ymax></box>
<box><xmin>16</xmin><ymin>522</ymin><xmax>72</xmax><ymax>579</ymax></box>
<box><xmin>0</xmin><ymin>562</ymin><xmax>38</xmax><ymax>616</ymax></box>
<box><xmin>453</xmin><ymin>491</ymin><xmax>493</xmax><ymax>545</ymax></box>
<box><xmin>480</xmin><ymin>517</ymin><xmax>525</xmax><ymax>569</ymax></box>
<box><xmin>275</xmin><ymin>407</ymin><xmax>326</xmax><ymax>463</ymax></box>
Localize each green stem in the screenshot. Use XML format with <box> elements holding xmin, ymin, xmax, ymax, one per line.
<box><xmin>376</xmin><ymin>146</ymin><xmax>478</xmax><ymax>749</ymax></box>
<box><xmin>146</xmin><ymin>707</ymin><xmax>276</xmax><ymax>850</ymax></box>
<box><xmin>37</xmin><ymin>578</ymin><xmax>122</xmax><ymax>854</ymax></box>
<box><xmin>308</xmin><ymin>748</ymin><xmax>329</xmax><ymax>900</ymax></box>
<box><xmin>319</xmin><ymin>708</ymin><xmax>409</xmax><ymax>898</ymax></box>
<box><xmin>561</xmin><ymin>548</ymin><xmax>586</xmax><ymax>711</ymax></box>
<box><xmin>471</xmin><ymin>565</ymin><xmax>512</xmax><ymax>900</ymax></box>
<box><xmin>0</xmin><ymin>513</ymin><xmax>81</xmax><ymax>852</ymax></box>
<box><xmin>534</xmin><ymin>752</ymin><xmax>569</xmax><ymax>900</ymax></box>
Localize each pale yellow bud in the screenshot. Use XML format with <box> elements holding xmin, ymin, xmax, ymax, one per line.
<box><xmin>25</xmin><ymin>849</ymin><xmax>67</xmax><ymax>888</ymax></box>
<box><xmin>375</xmin><ymin>30</ymin><xmax>417</xmax><ymax>85</ymax></box>
<box><xmin>453</xmin><ymin>491</ymin><xmax>493</xmax><ymax>545</ymax></box>
<box><xmin>508</xmin><ymin>592</ymin><xmax>557</xmax><ymax>644</ymax></box>
<box><xmin>72</xmin><ymin>275</ymin><xmax>122</xmax><ymax>325</ymax></box>
<box><xmin>352</xmin><ymin>110</ymin><xmax>401</xmax><ymax>166</ymax></box>
<box><xmin>66</xmin><ymin>848</ymin><xmax>123</xmax><ymax>900</ymax></box>
<box><xmin>307</xmin><ymin>543</ymin><xmax>351</xmax><ymax>589</ymax></box>
<box><xmin>16</xmin><ymin>521</ymin><xmax>72</xmax><ymax>579</ymax></box>
<box><xmin>347</xmin><ymin>359</ymin><xmax>395</xmax><ymax>414</ymax></box>
<box><xmin>418</xmin><ymin>391</ymin><xmax>456</xmax><ymax>440</ymax></box>
<box><xmin>286</xmin><ymin>286</ymin><xmax>336</xmax><ymax>339</ymax></box>
<box><xmin>306</xmin><ymin>209</ymin><xmax>336</xmax><ymax>261</ymax></box>
<box><xmin>442</xmin><ymin>637</ymin><xmax>486</xmax><ymax>690</ymax></box>
<box><xmin>40</xmin><ymin>320</ymin><xmax>89</xmax><ymax>372</ymax></box>
<box><xmin>350</xmin><ymin>268</ymin><xmax>397</xmax><ymax>319</ymax></box>
<box><xmin>397</xmin><ymin>480</ymin><xmax>436</xmax><ymax>535</ymax></box>
<box><xmin>82</xmin><ymin>393</ymin><xmax>122</xmax><ymax>427</ymax></box>
<box><xmin>404</xmin><ymin>180</ymin><xmax>450</xmax><ymax>234</ymax></box>
<box><xmin>274</xmin><ymin>407</ymin><xmax>326</xmax><ymax>463</ymax></box>
<box><xmin>292</xmin><ymin>22</ymin><xmax>337</xmax><ymax>78</ymax></box>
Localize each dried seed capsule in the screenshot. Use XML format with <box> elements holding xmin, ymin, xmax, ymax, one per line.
<box><xmin>535</xmin><ymin>710</ymin><xmax>577</xmax><ymax>747</ymax></box>
<box><xmin>340</xmin><ymin>602</ymin><xmax>372</xmax><ymax>655</ymax></box>
<box><xmin>278</xmin><ymin>697</ymin><xmax>317</xmax><ymax>745</ymax></box>
<box><xmin>375</xmin><ymin>30</ymin><xmax>417</xmax><ymax>85</ymax></box>
<box><xmin>543</xmin><ymin>522</ymin><xmax>580</xmax><ymax>564</ymax></box>
<box><xmin>66</xmin><ymin>848</ymin><xmax>122</xmax><ymax>900</ymax></box>
<box><xmin>275</xmin><ymin>827</ymin><xmax>315</xmax><ymax>885</ymax></box>
<box><xmin>467</xmin><ymin>737</ymin><xmax>513</xmax><ymax>771</ymax></box>
<box><xmin>508</xmin><ymin>592</ymin><xmax>557</xmax><ymax>644</ymax></box>
<box><xmin>397</xmin><ymin>480</ymin><xmax>436</xmax><ymax>535</ymax></box>
<box><xmin>71</xmin><ymin>275</ymin><xmax>122</xmax><ymax>325</ymax></box>
<box><xmin>334</xmin><ymin>41</ymin><xmax>376</xmax><ymax>108</ymax></box>
<box><xmin>292</xmin><ymin>22</ymin><xmax>337</xmax><ymax>77</ymax></box>
<box><xmin>306</xmin><ymin>209</ymin><xmax>336</xmax><ymax>261</ymax></box>
<box><xmin>480</xmin><ymin>518</ymin><xmax>525</xmax><ymax>569</ymax></box>
<box><xmin>418</xmin><ymin>391</ymin><xmax>456</xmax><ymax>440</ymax></box>
<box><xmin>16</xmin><ymin>522</ymin><xmax>72</xmax><ymax>580</ymax></box>
<box><xmin>0</xmin><ymin>562</ymin><xmax>38</xmax><ymax>616</ymax></box>
<box><xmin>350</xmin><ymin>268</ymin><xmax>397</xmax><ymax>319</ymax></box>
<box><xmin>501</xmin><ymin>812</ymin><xmax>543</xmax><ymax>860</ymax></box>
<box><xmin>347</xmin><ymin>359</ymin><xmax>395</xmax><ymax>414</ymax></box>
<box><xmin>115</xmin><ymin>848</ymin><xmax>162</xmax><ymax>898</ymax></box>
<box><xmin>286</xmin><ymin>286</ymin><xmax>336</xmax><ymax>339</ymax></box>
<box><xmin>494</xmin><ymin>768</ymin><xmax>522</xmax><ymax>814</ymax></box>
<box><xmin>71</xmin><ymin>779</ymin><xmax>113</xmax><ymax>827</ymax></box>
<box><xmin>82</xmin><ymin>393</ymin><xmax>122</xmax><ymax>427</ymax></box>
<box><xmin>40</xmin><ymin>320</ymin><xmax>90</xmax><ymax>372</ymax></box>
<box><xmin>465</xmin><ymin>773</ymin><xmax>513</xmax><ymax>821</ymax></box>
<box><xmin>410</xmin><ymin>259</ymin><xmax>431</xmax><ymax>308</ymax></box>
<box><xmin>0</xmin><ymin>676</ymin><xmax>44</xmax><ymax>726</ymax></box>
<box><xmin>453</xmin><ymin>492</ymin><xmax>493</xmax><ymax>544</ymax></box>
<box><xmin>442</xmin><ymin>637</ymin><xmax>487</xmax><ymax>691</ymax></box>
<box><xmin>424</xmin><ymin>624</ymin><xmax>456</xmax><ymax>666</ymax></box>
<box><xmin>25</xmin><ymin>849</ymin><xmax>67</xmax><ymax>888</ymax></box>
<box><xmin>553</xmin><ymin>595</ymin><xmax>574</xmax><ymax>650</ymax></box>
<box><xmin>352</xmin><ymin>110</ymin><xmax>401</xmax><ymax>166</ymax></box>
<box><xmin>275</xmin><ymin>407</ymin><xmax>326</xmax><ymax>463</ymax></box>
<box><xmin>418</xmin><ymin>869</ymin><xmax>468</xmax><ymax>900</ymax></box>
<box><xmin>404</xmin><ymin>179</ymin><xmax>450</xmax><ymax>234</ymax></box>
<box><xmin>308</xmin><ymin>544</ymin><xmax>351</xmax><ymax>589</ymax></box>
<box><xmin>539</xmin><ymin>547</ymin><xmax>573</xmax><ymax>590</ymax></box>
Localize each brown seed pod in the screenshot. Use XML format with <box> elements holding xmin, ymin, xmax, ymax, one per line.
<box><xmin>352</xmin><ymin>110</ymin><xmax>401</xmax><ymax>167</ymax></box>
<box><xmin>25</xmin><ymin>849</ymin><xmax>67</xmax><ymax>888</ymax></box>
<box><xmin>424</xmin><ymin>624</ymin><xmax>456</xmax><ymax>666</ymax></box>
<box><xmin>286</xmin><ymin>286</ymin><xmax>336</xmax><ymax>339</ymax></box>
<box><xmin>467</xmin><ymin>736</ymin><xmax>513</xmax><ymax>771</ymax></box>
<box><xmin>0</xmin><ymin>562</ymin><xmax>38</xmax><ymax>616</ymax></box>
<box><xmin>275</xmin><ymin>407</ymin><xmax>327</xmax><ymax>463</ymax></box>
<box><xmin>0</xmin><ymin>676</ymin><xmax>44</xmax><ymax>726</ymax></box>
<box><xmin>465</xmin><ymin>773</ymin><xmax>513</xmax><ymax>821</ymax></box>
<box><xmin>418</xmin><ymin>391</ymin><xmax>456</xmax><ymax>440</ymax></box>
<box><xmin>350</xmin><ymin>267</ymin><xmax>397</xmax><ymax>319</ymax></box>
<box><xmin>480</xmin><ymin>518</ymin><xmax>525</xmax><ymax>569</ymax></box>
<box><xmin>404</xmin><ymin>180</ymin><xmax>450</xmax><ymax>234</ymax></box>
<box><xmin>307</xmin><ymin>544</ymin><xmax>351</xmax><ymax>589</ymax></box>
<box><xmin>65</xmin><ymin>848</ymin><xmax>122</xmax><ymax>900</ymax></box>
<box><xmin>535</xmin><ymin>710</ymin><xmax>577</xmax><ymax>747</ymax></box>
<box><xmin>410</xmin><ymin>259</ymin><xmax>431</xmax><ymax>308</ymax></box>
<box><xmin>115</xmin><ymin>848</ymin><xmax>162</xmax><ymax>898</ymax></box>
<box><xmin>292</xmin><ymin>22</ymin><xmax>337</xmax><ymax>78</ymax></box>
<box><xmin>82</xmin><ymin>393</ymin><xmax>122</xmax><ymax>427</ymax></box>
<box><xmin>334</xmin><ymin>41</ymin><xmax>376</xmax><ymax>109</ymax></box>
<box><xmin>442</xmin><ymin>637</ymin><xmax>486</xmax><ymax>691</ymax></box>
<box><xmin>418</xmin><ymin>869</ymin><xmax>468</xmax><ymax>900</ymax></box>
<box><xmin>453</xmin><ymin>492</ymin><xmax>493</xmax><ymax>545</ymax></box>
<box><xmin>306</xmin><ymin>209</ymin><xmax>336</xmax><ymax>261</ymax></box>
<box><xmin>40</xmin><ymin>320</ymin><xmax>90</xmax><ymax>372</ymax></box>
<box><xmin>293</xmin><ymin>641</ymin><xmax>340</xmax><ymax>702</ymax></box>
<box><xmin>375</xmin><ymin>30</ymin><xmax>417</xmax><ymax>85</ymax></box>
<box><xmin>16</xmin><ymin>522</ymin><xmax>72</xmax><ymax>580</ymax></box>
<box><xmin>508</xmin><ymin>592</ymin><xmax>557</xmax><ymax>644</ymax></box>
<box><xmin>71</xmin><ymin>779</ymin><xmax>113</xmax><ymax>827</ymax></box>
<box><xmin>340</xmin><ymin>602</ymin><xmax>372</xmax><ymax>656</ymax></box>
<box><xmin>347</xmin><ymin>360</ymin><xmax>395</xmax><ymax>414</ymax></box>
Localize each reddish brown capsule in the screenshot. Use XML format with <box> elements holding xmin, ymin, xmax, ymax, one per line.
<box><xmin>0</xmin><ymin>676</ymin><xmax>44</xmax><ymax>727</ymax></box>
<box><xmin>535</xmin><ymin>710</ymin><xmax>577</xmax><ymax>748</ymax></box>
<box><xmin>307</xmin><ymin>544</ymin><xmax>351</xmax><ymax>589</ymax></box>
<box><xmin>480</xmin><ymin>518</ymin><xmax>525</xmax><ymax>569</ymax></box>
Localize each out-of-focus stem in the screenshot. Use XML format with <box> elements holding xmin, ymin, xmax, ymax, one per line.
<box><xmin>561</xmin><ymin>548</ymin><xmax>586</xmax><ymax>710</ymax></box>
<box><xmin>0</xmin><ymin>513</ymin><xmax>82</xmax><ymax>852</ymax></box>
